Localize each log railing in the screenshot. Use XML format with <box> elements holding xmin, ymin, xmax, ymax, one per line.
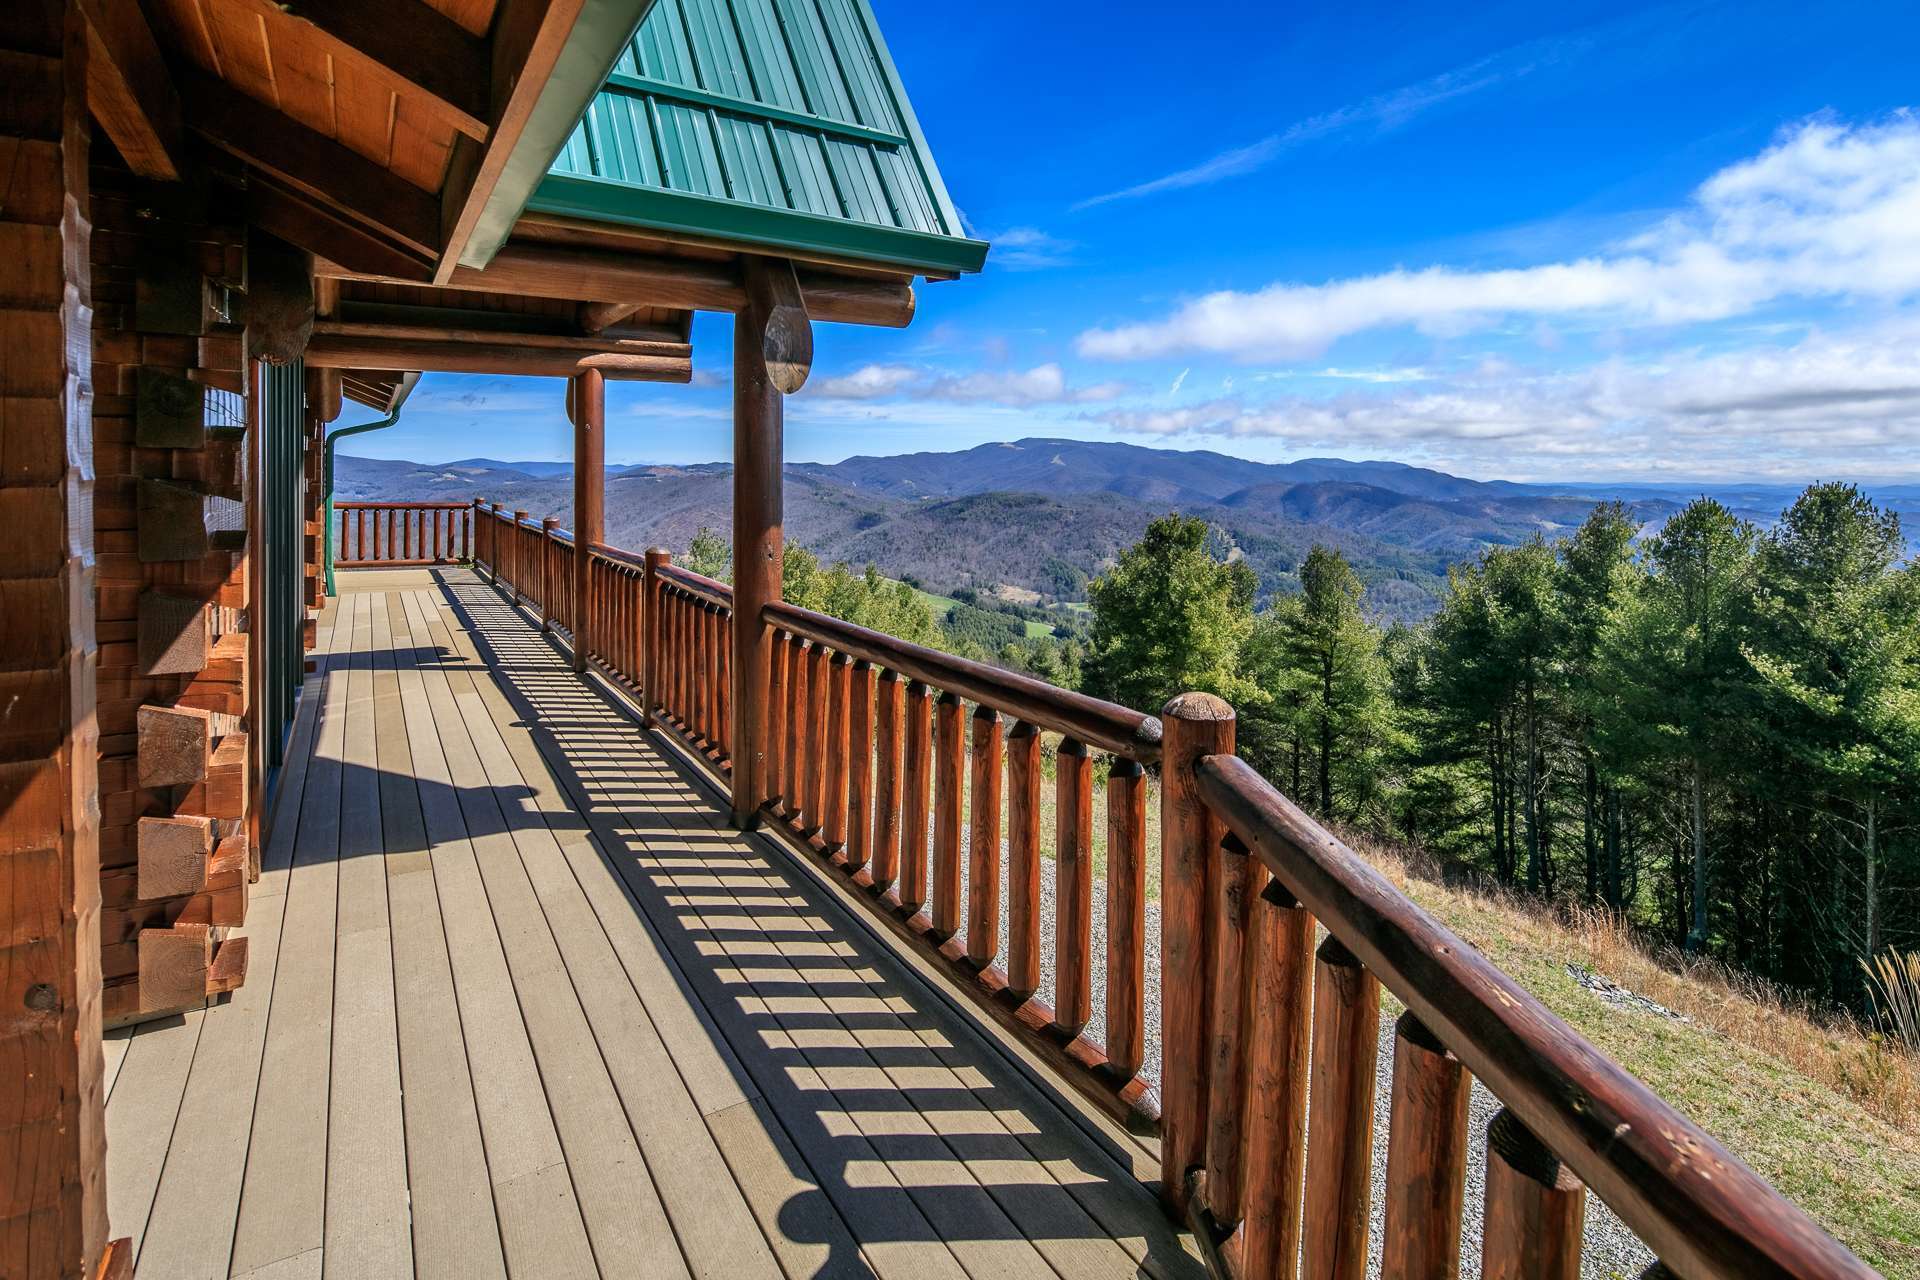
<box><xmin>334</xmin><ymin>500</ymin><xmax>472</xmax><ymax>567</ymax></box>
<box><xmin>470</xmin><ymin>500</ymin><xmax>1877</xmax><ymax>1280</ymax></box>
<box><xmin>759</xmin><ymin>597</ymin><xmax>1163</xmax><ymax>1131</ymax></box>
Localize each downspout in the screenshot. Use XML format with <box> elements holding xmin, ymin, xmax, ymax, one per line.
<box><xmin>323</xmin><ymin>372</ymin><xmax>420</xmax><ymax>596</ymax></box>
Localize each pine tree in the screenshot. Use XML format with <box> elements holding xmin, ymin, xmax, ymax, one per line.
<box><xmin>1748</xmin><ymin>485</ymin><xmax>1920</xmax><ymax>978</ymax></box>
<box><xmin>1084</xmin><ymin>513</ymin><xmax>1256</xmax><ymax>713</ymax></box>
<box><xmin>1604</xmin><ymin>499</ymin><xmax>1759</xmax><ymax>952</ymax></box>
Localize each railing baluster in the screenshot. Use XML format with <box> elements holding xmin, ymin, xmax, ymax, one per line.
<box><xmin>1105</xmin><ymin>758</ymin><xmax>1147</xmax><ymax>1078</ymax></box>
<box><xmin>1483</xmin><ymin>1109</ymin><xmax>1585</xmax><ymax>1280</ymax></box>
<box><xmin>765</xmin><ymin>628</ymin><xmax>788</xmax><ymax>813</ymax></box>
<box><xmin>784</xmin><ymin>634</ymin><xmax>807</xmax><ymax>822</ymax></box>
<box><xmin>871</xmin><ymin>669</ymin><xmax>904</xmax><ymax>890</ymax></box>
<box><xmin>1055</xmin><ymin>737</ymin><xmax>1093</xmax><ymax>1035</ymax></box>
<box><xmin>1382</xmin><ymin>1012</ymin><xmax>1471</xmax><ymax>1280</ymax></box>
<box><xmin>931</xmin><ymin>691</ymin><xmax>965</xmax><ymax>939</ymax></box>
<box><xmin>824</xmin><ymin>651</ymin><xmax>852</xmax><ymax>854</ymax></box>
<box><xmin>804</xmin><ymin>642</ymin><xmax>828</xmax><ymax>833</ymax></box>
<box><xmin>540</xmin><ymin>518</ymin><xmax>558</xmax><ymax>631</ymax></box>
<box><xmin>966</xmin><ymin>705</ymin><xmax>1002</xmax><ymax>968</ymax></box>
<box><xmin>1240</xmin><ymin>879</ymin><xmax>1316</xmax><ymax>1280</ymax></box>
<box><xmin>1205</xmin><ymin>831</ymin><xmax>1255</xmax><ymax>1225</ymax></box>
<box><xmin>1005</xmin><ymin>720</ymin><xmax>1042</xmax><ymax>998</ymax></box>
<box><xmin>899</xmin><ymin>680</ymin><xmax>932</xmax><ymax>914</ymax></box>
<box><xmin>847</xmin><ymin>659</ymin><xmax>875</xmax><ymax>873</ymax></box>
<box><xmin>1303</xmin><ymin>935</ymin><xmax>1380</xmax><ymax>1280</ymax></box>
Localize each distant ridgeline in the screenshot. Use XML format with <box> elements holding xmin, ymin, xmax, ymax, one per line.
<box><xmin>336</xmin><ymin>438</ymin><xmax>1918</xmax><ymax>625</ymax></box>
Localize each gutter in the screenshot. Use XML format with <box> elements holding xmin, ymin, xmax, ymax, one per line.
<box><xmin>323</xmin><ymin>372</ymin><xmax>420</xmax><ymax>596</ymax></box>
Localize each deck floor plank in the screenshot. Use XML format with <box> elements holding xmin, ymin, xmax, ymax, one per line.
<box><xmin>323</xmin><ymin>590</ymin><xmax>414</xmax><ymax>1279</ymax></box>
<box><xmin>383</xmin><ymin>591</ymin><xmax>511</xmax><ymax>1280</ymax></box>
<box><xmin>105</xmin><ymin>569</ymin><xmax>1198</xmax><ymax>1280</ymax></box>
<box><xmin>227</xmin><ymin>592</ymin><xmax>356</xmax><ymax>1276</ymax></box>
<box><xmin>388</xmin><ymin>590</ymin><xmax>593</xmax><ymax>1276</ymax></box>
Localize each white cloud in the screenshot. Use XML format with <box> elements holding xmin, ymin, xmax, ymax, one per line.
<box><xmin>805</xmin><ymin>362</ymin><xmax>1129</xmax><ymax>408</ymax></box>
<box><xmin>1088</xmin><ymin>319</ymin><xmax>1920</xmax><ymax>479</ymax></box>
<box><xmin>1169</xmin><ymin>368</ymin><xmax>1190</xmax><ymax>395</ymax></box>
<box><xmin>988</xmin><ymin>226</ymin><xmax>1077</xmax><ymax>271</ymax></box>
<box><xmin>1072</xmin><ymin>35</ymin><xmax>1564</xmax><ymax>210</ymax></box>
<box><xmin>1077</xmin><ymin>115</ymin><xmax>1920</xmax><ymax>361</ymax></box>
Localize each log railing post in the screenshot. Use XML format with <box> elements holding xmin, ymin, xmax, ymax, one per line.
<box><xmin>1006</xmin><ymin>721</ymin><xmax>1043</xmax><ymax>998</ymax></box>
<box><xmin>1483</xmin><ymin>1109</ymin><xmax>1586</xmax><ymax>1280</ymax></box>
<box><xmin>966</xmin><ymin>705</ymin><xmax>1003</xmax><ymax>968</ymax></box>
<box><xmin>539</xmin><ymin>517</ymin><xmax>559</xmax><ymax>631</ymax></box>
<box><xmin>642</xmin><ymin>549</ymin><xmax>668</xmax><ymax>727</ymax></box>
<box><xmin>1054</xmin><ymin>738</ymin><xmax>1093</xmax><ymax>1035</ymax></box>
<box><xmin>1240</xmin><ymin>880</ymin><xmax>1316</xmax><ymax>1279</ymax></box>
<box><xmin>1303</xmin><ymin>935</ymin><xmax>1381</xmax><ymax>1280</ymax></box>
<box><xmin>1204</xmin><ymin>831</ymin><xmax>1256</xmax><ymax>1226</ymax></box>
<box><xmin>1382</xmin><ymin>1012</ymin><xmax>1472</xmax><ymax>1280</ymax></box>
<box><xmin>511</xmin><ymin>511</ymin><xmax>529</xmax><ymax>604</ymax></box>
<box><xmin>1105</xmin><ymin>758</ymin><xmax>1149</xmax><ymax>1079</ymax></box>
<box><xmin>1158</xmin><ymin>692</ymin><xmax>1235</xmax><ymax>1216</ymax></box>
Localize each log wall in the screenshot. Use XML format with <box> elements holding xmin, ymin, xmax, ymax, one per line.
<box><xmin>0</xmin><ymin>3</ymin><xmax>109</xmax><ymax>1274</ymax></box>
<box><xmin>90</xmin><ymin>147</ymin><xmax>253</xmax><ymax>1027</ymax></box>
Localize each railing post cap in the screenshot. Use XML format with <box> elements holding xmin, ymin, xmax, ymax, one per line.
<box><xmin>1162</xmin><ymin>691</ymin><xmax>1234</xmax><ymax>723</ymax></box>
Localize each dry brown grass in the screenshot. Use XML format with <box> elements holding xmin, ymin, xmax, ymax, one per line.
<box><xmin>1344</xmin><ymin>827</ymin><xmax>1920</xmax><ymax>1132</ymax></box>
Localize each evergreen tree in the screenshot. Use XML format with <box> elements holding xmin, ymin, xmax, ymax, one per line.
<box><xmin>1084</xmin><ymin>513</ymin><xmax>1256</xmax><ymax>712</ymax></box>
<box><xmin>1748</xmin><ymin>485</ymin><xmax>1920</xmax><ymax>976</ymax></box>
<box><xmin>1604</xmin><ymin>499</ymin><xmax>1759</xmax><ymax>951</ymax></box>
<box><xmin>1241</xmin><ymin>545</ymin><xmax>1396</xmax><ymax>819</ymax></box>
<box><xmin>685</xmin><ymin>526</ymin><xmax>731</xmax><ymax>580</ymax></box>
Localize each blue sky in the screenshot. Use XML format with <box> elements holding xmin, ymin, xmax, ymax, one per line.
<box><xmin>351</xmin><ymin>0</ymin><xmax>1920</xmax><ymax>482</ymax></box>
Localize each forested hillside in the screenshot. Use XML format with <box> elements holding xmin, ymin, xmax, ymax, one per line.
<box><xmin>1075</xmin><ymin>488</ymin><xmax>1918</xmax><ymax>1018</ymax></box>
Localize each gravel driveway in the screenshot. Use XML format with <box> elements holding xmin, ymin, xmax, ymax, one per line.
<box><xmin>945</xmin><ymin>839</ymin><xmax>1658</xmax><ymax>1278</ymax></box>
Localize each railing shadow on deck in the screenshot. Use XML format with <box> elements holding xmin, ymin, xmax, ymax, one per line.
<box><xmin>430</xmin><ymin>571</ymin><xmax>1201</xmax><ymax>1279</ymax></box>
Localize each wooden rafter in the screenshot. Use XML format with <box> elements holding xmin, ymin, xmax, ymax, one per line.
<box><xmin>180</xmin><ymin>70</ymin><xmax>441</xmax><ymax>255</ymax></box>
<box><xmin>247</xmin><ymin>175</ymin><xmax>436</xmax><ymax>281</ymax></box>
<box><xmin>220</xmin><ymin>0</ymin><xmax>491</xmax><ymax>140</ymax></box>
<box><xmin>78</xmin><ymin>0</ymin><xmax>185</xmax><ymax>179</ymax></box>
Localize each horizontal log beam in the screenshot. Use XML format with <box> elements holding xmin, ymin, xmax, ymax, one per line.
<box><xmin>304</xmin><ymin>331</ymin><xmax>692</xmax><ymax>381</ymax></box>
<box><xmin>312</xmin><ymin>319</ymin><xmax>689</xmax><ymax>358</ymax></box>
<box><xmin>181</xmin><ymin>70</ymin><xmax>441</xmax><ymax>254</ymax></box>
<box><xmin>322</xmin><ymin>242</ymin><xmax>916</xmax><ymax>327</ymax></box>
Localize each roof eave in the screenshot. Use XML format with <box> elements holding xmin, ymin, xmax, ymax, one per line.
<box><xmin>526</xmin><ymin>173</ymin><xmax>990</xmax><ymax>278</ymax></box>
<box><xmin>459</xmin><ymin>0</ymin><xmax>661</xmax><ymax>271</ymax></box>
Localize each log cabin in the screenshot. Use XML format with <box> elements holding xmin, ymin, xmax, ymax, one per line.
<box><xmin>0</xmin><ymin>0</ymin><xmax>1884</xmax><ymax>1276</ymax></box>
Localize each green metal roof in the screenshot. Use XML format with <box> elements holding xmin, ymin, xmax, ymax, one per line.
<box><xmin>534</xmin><ymin>0</ymin><xmax>987</xmax><ymax>276</ymax></box>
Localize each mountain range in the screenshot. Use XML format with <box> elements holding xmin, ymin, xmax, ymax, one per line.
<box><xmin>335</xmin><ymin>438</ymin><xmax>1915</xmax><ymax>622</ymax></box>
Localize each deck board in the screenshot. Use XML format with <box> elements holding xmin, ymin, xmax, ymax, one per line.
<box><xmin>104</xmin><ymin>568</ymin><xmax>1201</xmax><ymax>1279</ymax></box>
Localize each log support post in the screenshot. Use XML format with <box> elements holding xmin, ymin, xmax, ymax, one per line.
<box><xmin>570</xmin><ymin>368</ymin><xmax>603</xmax><ymax>672</ymax></box>
<box><xmin>729</xmin><ymin>258</ymin><xmax>810</xmax><ymax>827</ymax></box>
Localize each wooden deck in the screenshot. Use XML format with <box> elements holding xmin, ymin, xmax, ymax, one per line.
<box><xmin>103</xmin><ymin>568</ymin><xmax>1199</xmax><ymax>1280</ymax></box>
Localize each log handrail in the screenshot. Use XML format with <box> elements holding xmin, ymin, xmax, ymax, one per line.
<box><xmin>655</xmin><ymin>561</ymin><xmax>734</xmax><ymax>610</ymax></box>
<box><xmin>334</xmin><ymin>500</ymin><xmax>473</xmax><ymax>510</ymax></box>
<box><xmin>765</xmin><ymin>599</ymin><xmax>1162</xmax><ymax>763</ymax></box>
<box><xmin>1190</xmin><ymin>752</ymin><xmax>1875</xmax><ymax>1280</ymax></box>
